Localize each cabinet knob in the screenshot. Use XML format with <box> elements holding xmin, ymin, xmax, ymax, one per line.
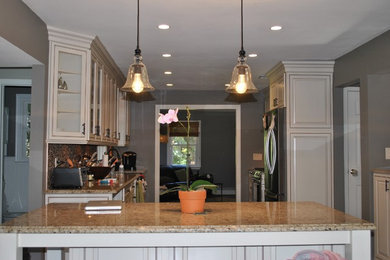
<box><xmin>349</xmin><ymin>169</ymin><xmax>358</xmax><ymax>176</ymax></box>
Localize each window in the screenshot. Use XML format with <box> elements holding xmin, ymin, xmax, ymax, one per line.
<box><xmin>167</xmin><ymin>121</ymin><xmax>201</xmax><ymax>168</ymax></box>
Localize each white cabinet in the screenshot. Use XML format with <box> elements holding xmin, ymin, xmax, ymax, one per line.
<box><xmin>374</xmin><ymin>173</ymin><xmax>390</xmax><ymax>260</ymax></box>
<box><xmin>289</xmin><ymin>133</ymin><xmax>333</xmax><ymax>206</ymax></box>
<box><xmin>266</xmin><ymin>61</ymin><xmax>334</xmax><ymax>206</ymax></box>
<box><xmin>288</xmin><ymin>75</ymin><xmax>332</xmax><ymax>129</ymax></box>
<box><xmin>47</xmin><ymin>26</ymin><xmax>128</xmax><ymax>145</ymax></box>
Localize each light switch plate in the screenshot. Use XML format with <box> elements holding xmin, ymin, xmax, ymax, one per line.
<box><xmin>253</xmin><ymin>153</ymin><xmax>263</xmax><ymax>161</ymax></box>
<box><xmin>386</xmin><ymin>148</ymin><xmax>390</xmax><ymax>160</ymax></box>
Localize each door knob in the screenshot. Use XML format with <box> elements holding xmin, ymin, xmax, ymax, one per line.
<box><xmin>349</xmin><ymin>169</ymin><xmax>358</xmax><ymax>176</ymax></box>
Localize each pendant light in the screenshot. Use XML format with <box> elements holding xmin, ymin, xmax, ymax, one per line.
<box><xmin>225</xmin><ymin>0</ymin><xmax>258</xmax><ymax>94</ymax></box>
<box><xmin>121</xmin><ymin>0</ymin><xmax>154</xmax><ymax>93</ymax></box>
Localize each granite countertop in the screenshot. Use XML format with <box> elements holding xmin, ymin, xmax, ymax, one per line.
<box><xmin>372</xmin><ymin>167</ymin><xmax>390</xmax><ymax>174</ymax></box>
<box><xmin>0</xmin><ymin>202</ymin><xmax>375</xmax><ymax>234</ymax></box>
<box><xmin>46</xmin><ymin>173</ymin><xmax>139</xmax><ymax>194</ymax></box>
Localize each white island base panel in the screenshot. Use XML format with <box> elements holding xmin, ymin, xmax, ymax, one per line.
<box><xmin>1</xmin><ymin>230</ymin><xmax>370</xmax><ymax>260</ymax></box>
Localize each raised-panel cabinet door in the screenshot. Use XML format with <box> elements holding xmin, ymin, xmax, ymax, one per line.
<box><xmin>289</xmin><ymin>75</ymin><xmax>332</xmax><ymax>129</ymax></box>
<box><xmin>289</xmin><ymin>133</ymin><xmax>333</xmax><ymax>207</ymax></box>
<box><xmin>51</xmin><ymin>46</ymin><xmax>87</xmax><ymax>139</ymax></box>
<box><xmin>374</xmin><ymin>174</ymin><xmax>390</xmax><ymax>260</ymax></box>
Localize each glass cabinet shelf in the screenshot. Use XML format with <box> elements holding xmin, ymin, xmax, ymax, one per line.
<box><xmin>58</xmin><ymin>70</ymin><xmax>82</xmax><ymax>75</ymax></box>
<box><xmin>58</xmin><ymin>89</ymin><xmax>81</xmax><ymax>94</ymax></box>
<box><xmin>57</xmin><ymin>110</ymin><xmax>80</xmax><ymax>113</ymax></box>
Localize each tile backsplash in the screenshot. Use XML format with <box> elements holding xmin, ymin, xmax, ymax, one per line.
<box><xmin>47</xmin><ymin>144</ymin><xmax>97</xmax><ymax>188</ymax></box>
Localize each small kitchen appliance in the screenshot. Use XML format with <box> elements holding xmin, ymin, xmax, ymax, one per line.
<box><xmin>51</xmin><ymin>167</ymin><xmax>87</xmax><ymax>189</ymax></box>
<box><xmin>122</xmin><ymin>151</ymin><xmax>137</xmax><ymax>171</ymax></box>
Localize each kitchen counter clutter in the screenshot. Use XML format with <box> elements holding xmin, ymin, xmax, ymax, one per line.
<box><xmin>0</xmin><ymin>202</ymin><xmax>374</xmax><ymax>260</ymax></box>
<box><xmin>45</xmin><ymin>171</ymin><xmax>145</xmax><ymax>204</ymax></box>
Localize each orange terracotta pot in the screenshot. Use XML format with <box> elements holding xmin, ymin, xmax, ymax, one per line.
<box><xmin>178</xmin><ymin>190</ymin><xmax>207</xmax><ymax>214</ymax></box>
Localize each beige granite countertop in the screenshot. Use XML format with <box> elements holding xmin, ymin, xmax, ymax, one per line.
<box><xmin>372</xmin><ymin>167</ymin><xmax>390</xmax><ymax>175</ymax></box>
<box><xmin>46</xmin><ymin>173</ymin><xmax>139</xmax><ymax>194</ymax></box>
<box><xmin>0</xmin><ymin>202</ymin><xmax>374</xmax><ymax>234</ymax></box>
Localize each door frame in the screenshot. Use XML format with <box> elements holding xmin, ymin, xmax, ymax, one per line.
<box><xmin>154</xmin><ymin>104</ymin><xmax>241</xmax><ymax>202</ymax></box>
<box><xmin>0</xmin><ymin>79</ymin><xmax>32</xmax><ymax>222</ymax></box>
<box><xmin>343</xmin><ymin>86</ymin><xmax>361</xmax><ymax>217</ymax></box>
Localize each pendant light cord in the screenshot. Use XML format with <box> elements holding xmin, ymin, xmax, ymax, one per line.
<box><xmin>135</xmin><ymin>0</ymin><xmax>141</xmax><ymax>55</ymax></box>
<box><xmin>239</xmin><ymin>0</ymin><xmax>245</xmax><ymax>57</ymax></box>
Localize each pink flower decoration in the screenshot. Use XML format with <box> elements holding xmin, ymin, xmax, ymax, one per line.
<box><xmin>158</xmin><ymin>108</ymin><xmax>179</xmax><ymax>124</ymax></box>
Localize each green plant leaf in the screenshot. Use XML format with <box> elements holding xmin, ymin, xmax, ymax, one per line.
<box><xmin>190</xmin><ymin>180</ymin><xmax>217</xmax><ymax>191</ymax></box>
<box><xmin>160</xmin><ymin>184</ymin><xmax>188</xmax><ymax>195</ymax></box>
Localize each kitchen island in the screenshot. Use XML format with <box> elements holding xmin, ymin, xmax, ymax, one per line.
<box><xmin>0</xmin><ymin>202</ymin><xmax>374</xmax><ymax>260</ymax></box>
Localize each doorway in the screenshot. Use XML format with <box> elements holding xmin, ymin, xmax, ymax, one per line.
<box><xmin>155</xmin><ymin>104</ymin><xmax>241</xmax><ymax>202</ymax></box>
<box><xmin>343</xmin><ymin>86</ymin><xmax>361</xmax><ymax>218</ymax></box>
<box><xmin>0</xmin><ymin>81</ymin><xmax>32</xmax><ymax>223</ymax></box>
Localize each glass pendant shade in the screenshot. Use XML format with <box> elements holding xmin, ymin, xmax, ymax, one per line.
<box><xmin>121</xmin><ymin>55</ymin><xmax>154</xmax><ymax>93</ymax></box>
<box><xmin>226</xmin><ymin>56</ymin><xmax>258</xmax><ymax>94</ymax></box>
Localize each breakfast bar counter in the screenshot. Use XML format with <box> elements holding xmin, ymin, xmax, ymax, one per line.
<box><xmin>0</xmin><ymin>202</ymin><xmax>374</xmax><ymax>260</ymax></box>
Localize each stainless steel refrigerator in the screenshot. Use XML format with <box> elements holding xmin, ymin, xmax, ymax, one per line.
<box><xmin>263</xmin><ymin>108</ymin><xmax>287</xmax><ymax>201</ymax></box>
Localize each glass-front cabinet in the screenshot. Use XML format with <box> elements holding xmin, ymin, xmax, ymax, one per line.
<box><xmin>48</xmin><ymin>45</ymin><xmax>87</xmax><ymax>141</ymax></box>
<box><xmin>47</xmin><ymin>26</ymin><xmax>128</xmax><ymax>145</ymax></box>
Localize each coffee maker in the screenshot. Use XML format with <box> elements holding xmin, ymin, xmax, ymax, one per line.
<box><xmin>122</xmin><ymin>151</ymin><xmax>136</xmax><ymax>171</ymax></box>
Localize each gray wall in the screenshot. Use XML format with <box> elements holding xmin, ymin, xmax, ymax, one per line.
<box><xmin>334</xmin><ymin>29</ymin><xmax>390</xmax><ymax>221</ymax></box>
<box><xmin>0</xmin><ymin>0</ymin><xmax>49</xmax><ymax>211</ymax></box>
<box><xmin>333</xmin><ymin>87</ymin><xmax>345</xmax><ymax>212</ymax></box>
<box><xmin>0</xmin><ymin>68</ymin><xmax>32</xmax><ymax>79</ymax></box>
<box><xmin>127</xmin><ymin>90</ymin><xmax>265</xmax><ymax>202</ymax></box>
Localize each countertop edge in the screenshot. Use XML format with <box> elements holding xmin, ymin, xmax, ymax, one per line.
<box><xmin>0</xmin><ymin>223</ymin><xmax>375</xmax><ymax>234</ymax></box>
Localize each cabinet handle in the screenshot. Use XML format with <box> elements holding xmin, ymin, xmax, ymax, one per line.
<box><xmin>386</xmin><ymin>180</ymin><xmax>389</xmax><ymax>192</ymax></box>
<box><xmin>118</xmin><ymin>132</ymin><xmax>121</xmax><ymax>140</ymax></box>
<box><xmin>95</xmin><ymin>125</ymin><xmax>100</xmax><ymax>136</ymax></box>
<box><xmin>81</xmin><ymin>123</ymin><xmax>85</xmax><ymax>135</ymax></box>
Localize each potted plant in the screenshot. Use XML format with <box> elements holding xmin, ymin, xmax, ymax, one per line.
<box><xmin>158</xmin><ymin>107</ymin><xmax>216</xmax><ymax>213</ymax></box>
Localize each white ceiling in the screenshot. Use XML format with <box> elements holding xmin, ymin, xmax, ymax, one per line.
<box><xmin>20</xmin><ymin>0</ymin><xmax>390</xmax><ymax>90</ymax></box>
<box><xmin>0</xmin><ymin>37</ymin><xmax>39</xmax><ymax>67</ymax></box>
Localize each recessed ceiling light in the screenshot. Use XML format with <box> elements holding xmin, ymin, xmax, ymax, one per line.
<box><xmin>162</xmin><ymin>53</ymin><xmax>171</xmax><ymax>57</ymax></box>
<box><xmin>248</xmin><ymin>53</ymin><xmax>258</xmax><ymax>58</ymax></box>
<box><xmin>225</xmin><ymin>84</ymin><xmax>230</xmax><ymax>87</ymax></box>
<box><xmin>166</xmin><ymin>83</ymin><xmax>174</xmax><ymax>87</ymax></box>
<box><xmin>164</xmin><ymin>71</ymin><xmax>172</xmax><ymax>75</ymax></box>
<box><xmin>158</xmin><ymin>24</ymin><xmax>170</xmax><ymax>30</ymax></box>
<box><xmin>270</xmin><ymin>25</ymin><xmax>282</xmax><ymax>31</ymax></box>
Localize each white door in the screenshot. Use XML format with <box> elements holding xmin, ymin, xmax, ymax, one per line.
<box><xmin>344</xmin><ymin>87</ymin><xmax>361</xmax><ymax>218</ymax></box>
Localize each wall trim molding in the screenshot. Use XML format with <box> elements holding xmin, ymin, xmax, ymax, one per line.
<box><xmin>154</xmin><ymin>104</ymin><xmax>242</xmax><ymax>202</ymax></box>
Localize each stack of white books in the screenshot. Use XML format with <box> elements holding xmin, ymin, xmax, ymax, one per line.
<box><xmin>84</xmin><ymin>200</ymin><xmax>122</xmax><ymax>214</ymax></box>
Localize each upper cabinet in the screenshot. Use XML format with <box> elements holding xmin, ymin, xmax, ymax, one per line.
<box><xmin>47</xmin><ymin>26</ymin><xmax>130</xmax><ymax>146</ymax></box>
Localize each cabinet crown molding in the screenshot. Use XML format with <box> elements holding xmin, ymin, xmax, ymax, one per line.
<box><xmin>267</xmin><ymin>61</ymin><xmax>335</xmax><ymax>78</ymax></box>
<box><xmin>47</xmin><ymin>26</ymin><xmax>94</xmax><ymax>49</ymax></box>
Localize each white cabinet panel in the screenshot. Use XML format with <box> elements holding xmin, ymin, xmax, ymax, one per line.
<box><xmin>290</xmin><ymin>133</ymin><xmax>333</xmax><ymax>206</ymax></box>
<box><xmin>289</xmin><ymin>75</ymin><xmax>331</xmax><ymax>129</ymax></box>
<box><xmin>374</xmin><ymin>174</ymin><xmax>390</xmax><ymax>260</ymax></box>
